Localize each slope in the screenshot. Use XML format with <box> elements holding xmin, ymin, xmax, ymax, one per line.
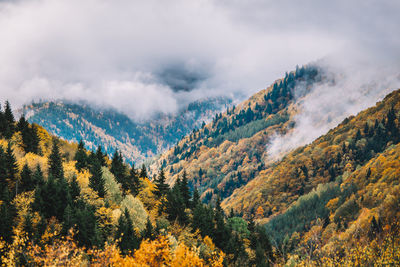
<box><xmin>22</xmin><ymin>97</ymin><xmax>231</xmax><ymax>164</ymax></box>
<box><xmin>150</xmin><ymin>65</ymin><xmax>324</xmax><ymax>201</ymax></box>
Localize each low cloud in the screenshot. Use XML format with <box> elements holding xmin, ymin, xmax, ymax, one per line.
<box><xmin>267</xmin><ymin>52</ymin><xmax>400</xmax><ymax>159</ymax></box>
<box><xmin>0</xmin><ymin>0</ymin><xmax>398</xmax><ymax>121</ymax></box>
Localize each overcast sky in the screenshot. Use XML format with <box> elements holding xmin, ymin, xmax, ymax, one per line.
<box><xmin>0</xmin><ymin>0</ymin><xmax>399</xmax><ymax>120</ymax></box>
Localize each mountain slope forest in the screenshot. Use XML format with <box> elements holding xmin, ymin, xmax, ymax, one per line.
<box><xmin>23</xmin><ymin>97</ymin><xmax>231</xmax><ymax>165</ymax></box>
<box><xmin>1</xmin><ymin>81</ymin><xmax>400</xmax><ymax>265</ymax></box>
<box><xmin>0</xmin><ymin>101</ymin><xmax>270</xmax><ymax>266</ymax></box>
<box><xmin>150</xmin><ymin>65</ymin><xmax>324</xmax><ymax>202</ymax></box>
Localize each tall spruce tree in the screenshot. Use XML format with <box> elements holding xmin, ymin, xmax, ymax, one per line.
<box><xmin>20</xmin><ymin>163</ymin><xmax>34</xmax><ymax>192</ymax></box>
<box><xmin>48</xmin><ymin>139</ymin><xmax>64</xmax><ymax>179</ymax></box>
<box><xmin>110</xmin><ymin>150</ymin><xmax>127</xmax><ymax>187</ymax></box>
<box><xmin>74</xmin><ymin>140</ymin><xmax>87</xmax><ymax>172</ymax></box>
<box><xmin>115</xmin><ymin>209</ymin><xmax>139</xmax><ymax>254</ymax></box>
<box><xmin>6</xmin><ymin>142</ymin><xmax>18</xmax><ymax>194</ymax></box>
<box><xmin>154</xmin><ymin>168</ymin><xmax>169</xmax><ymax>198</ymax></box>
<box><xmin>3</xmin><ymin>101</ymin><xmax>15</xmax><ymax>139</ymax></box>
<box><xmin>89</xmin><ymin>159</ymin><xmax>106</xmax><ymax>198</ymax></box>
<box><xmin>180</xmin><ymin>171</ymin><xmax>191</xmax><ymax>209</ymax></box>
<box><xmin>95</xmin><ymin>145</ymin><xmax>106</xmax><ymax>166</ymax></box>
<box><xmin>129</xmin><ymin>164</ymin><xmax>141</xmax><ymax>196</ymax></box>
<box><xmin>139</xmin><ymin>164</ymin><xmax>147</xmax><ymax>178</ymax></box>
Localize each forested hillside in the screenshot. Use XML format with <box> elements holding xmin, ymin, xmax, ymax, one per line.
<box><xmin>150</xmin><ymin>65</ymin><xmax>324</xmax><ymax>202</ymax></box>
<box><xmin>23</xmin><ymin>97</ymin><xmax>231</xmax><ymax>164</ymax></box>
<box><xmin>0</xmin><ymin>101</ymin><xmax>274</xmax><ymax>266</ymax></box>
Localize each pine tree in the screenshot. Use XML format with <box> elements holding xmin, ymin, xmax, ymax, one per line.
<box><xmin>180</xmin><ymin>171</ymin><xmax>191</xmax><ymax>209</ymax></box>
<box><xmin>139</xmin><ymin>164</ymin><xmax>147</xmax><ymax>178</ymax></box>
<box><xmin>6</xmin><ymin>142</ymin><xmax>18</xmax><ymax>194</ymax></box>
<box><xmin>165</xmin><ymin>180</ymin><xmax>188</xmax><ymax>225</ymax></box>
<box><xmin>33</xmin><ymin>164</ymin><xmax>44</xmax><ymax>187</ymax></box>
<box><xmin>154</xmin><ymin>168</ymin><xmax>169</xmax><ymax>198</ymax></box>
<box><xmin>0</xmin><ymin>187</ymin><xmax>15</xmax><ymax>243</ymax></box>
<box><xmin>89</xmin><ymin>159</ymin><xmax>106</xmax><ymax>198</ymax></box>
<box><xmin>116</xmin><ymin>209</ymin><xmax>139</xmax><ymax>254</ymax></box>
<box><xmin>111</xmin><ymin>150</ymin><xmax>127</xmax><ymax>187</ymax></box>
<box><xmin>0</xmin><ymin>146</ymin><xmax>8</xmax><ymax>193</ymax></box>
<box><xmin>3</xmin><ymin>101</ymin><xmax>15</xmax><ymax>139</ymax></box>
<box><xmin>69</xmin><ymin>175</ymin><xmax>80</xmax><ymax>200</ymax></box>
<box><xmin>191</xmin><ymin>187</ymin><xmax>201</xmax><ymax>209</ymax></box>
<box><xmin>74</xmin><ymin>140</ymin><xmax>87</xmax><ymax>172</ymax></box>
<box><xmin>20</xmin><ymin>163</ymin><xmax>34</xmax><ymax>192</ymax></box>
<box><xmin>95</xmin><ymin>145</ymin><xmax>106</xmax><ymax>167</ymax></box>
<box><xmin>129</xmin><ymin>164</ymin><xmax>141</xmax><ymax>196</ymax></box>
<box><xmin>142</xmin><ymin>217</ymin><xmax>154</xmax><ymax>240</ymax></box>
<box><xmin>48</xmin><ymin>139</ymin><xmax>64</xmax><ymax>179</ymax></box>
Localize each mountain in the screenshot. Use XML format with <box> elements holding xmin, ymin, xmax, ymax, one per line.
<box><xmin>22</xmin><ymin>97</ymin><xmax>232</xmax><ymax>164</ymax></box>
<box><xmin>149</xmin><ymin>65</ymin><xmax>324</xmax><ymax>201</ymax></box>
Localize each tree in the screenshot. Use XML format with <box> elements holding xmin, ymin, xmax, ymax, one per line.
<box><xmin>33</xmin><ymin>164</ymin><xmax>44</xmax><ymax>187</ymax></box>
<box><xmin>3</xmin><ymin>101</ymin><xmax>15</xmax><ymax>139</ymax></box>
<box><xmin>48</xmin><ymin>139</ymin><xmax>64</xmax><ymax>179</ymax></box>
<box><xmin>0</xmin><ymin>187</ymin><xmax>15</xmax><ymax>243</ymax></box>
<box><xmin>95</xmin><ymin>145</ymin><xmax>107</xmax><ymax>167</ymax></box>
<box><xmin>153</xmin><ymin>168</ymin><xmax>169</xmax><ymax>198</ymax></box>
<box><xmin>116</xmin><ymin>209</ymin><xmax>140</xmax><ymax>254</ymax></box>
<box><xmin>139</xmin><ymin>164</ymin><xmax>147</xmax><ymax>178</ymax></box>
<box><xmin>129</xmin><ymin>164</ymin><xmax>141</xmax><ymax>196</ymax></box>
<box><xmin>74</xmin><ymin>140</ymin><xmax>87</xmax><ymax>172</ymax></box>
<box><xmin>20</xmin><ymin>163</ymin><xmax>34</xmax><ymax>192</ymax></box>
<box><xmin>142</xmin><ymin>217</ymin><xmax>154</xmax><ymax>240</ymax></box>
<box><xmin>89</xmin><ymin>159</ymin><xmax>106</xmax><ymax>198</ymax></box>
<box><xmin>165</xmin><ymin>179</ymin><xmax>188</xmax><ymax>225</ymax></box>
<box><xmin>110</xmin><ymin>150</ymin><xmax>127</xmax><ymax>188</ymax></box>
<box><xmin>180</xmin><ymin>171</ymin><xmax>191</xmax><ymax>209</ymax></box>
<box><xmin>69</xmin><ymin>175</ymin><xmax>80</xmax><ymax>200</ymax></box>
<box><xmin>6</xmin><ymin>142</ymin><xmax>18</xmax><ymax>194</ymax></box>
<box><xmin>191</xmin><ymin>188</ymin><xmax>201</xmax><ymax>209</ymax></box>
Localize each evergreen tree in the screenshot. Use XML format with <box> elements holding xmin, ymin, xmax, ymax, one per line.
<box><xmin>142</xmin><ymin>217</ymin><xmax>154</xmax><ymax>240</ymax></box>
<box><xmin>0</xmin><ymin>187</ymin><xmax>15</xmax><ymax>243</ymax></box>
<box><xmin>129</xmin><ymin>164</ymin><xmax>141</xmax><ymax>196</ymax></box>
<box><xmin>0</xmin><ymin>146</ymin><xmax>8</xmax><ymax>193</ymax></box>
<box><xmin>95</xmin><ymin>145</ymin><xmax>106</xmax><ymax>167</ymax></box>
<box><xmin>110</xmin><ymin>150</ymin><xmax>127</xmax><ymax>187</ymax></box>
<box><xmin>180</xmin><ymin>171</ymin><xmax>191</xmax><ymax>209</ymax></box>
<box><xmin>69</xmin><ymin>175</ymin><xmax>81</xmax><ymax>200</ymax></box>
<box><xmin>89</xmin><ymin>159</ymin><xmax>106</xmax><ymax>198</ymax></box>
<box><xmin>20</xmin><ymin>163</ymin><xmax>34</xmax><ymax>192</ymax></box>
<box><xmin>73</xmin><ymin>200</ymin><xmax>102</xmax><ymax>248</ymax></box>
<box><xmin>165</xmin><ymin>179</ymin><xmax>188</xmax><ymax>225</ymax></box>
<box><xmin>3</xmin><ymin>101</ymin><xmax>15</xmax><ymax>139</ymax></box>
<box><xmin>191</xmin><ymin>187</ymin><xmax>201</xmax><ymax>209</ymax></box>
<box><xmin>48</xmin><ymin>139</ymin><xmax>64</xmax><ymax>179</ymax></box>
<box><xmin>115</xmin><ymin>209</ymin><xmax>139</xmax><ymax>254</ymax></box>
<box><xmin>6</xmin><ymin>142</ymin><xmax>18</xmax><ymax>194</ymax></box>
<box><xmin>192</xmin><ymin>204</ymin><xmax>214</xmax><ymax>238</ymax></box>
<box><xmin>139</xmin><ymin>164</ymin><xmax>147</xmax><ymax>178</ymax></box>
<box><xmin>213</xmin><ymin>197</ymin><xmax>230</xmax><ymax>249</ymax></box>
<box><xmin>74</xmin><ymin>140</ymin><xmax>87</xmax><ymax>172</ymax></box>
<box><xmin>153</xmin><ymin>168</ymin><xmax>169</xmax><ymax>198</ymax></box>
<box><xmin>33</xmin><ymin>164</ymin><xmax>45</xmax><ymax>187</ymax></box>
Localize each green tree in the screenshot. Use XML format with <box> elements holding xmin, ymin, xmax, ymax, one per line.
<box><xmin>129</xmin><ymin>164</ymin><xmax>141</xmax><ymax>196</ymax></box>
<box><xmin>74</xmin><ymin>140</ymin><xmax>87</xmax><ymax>172</ymax></box>
<box><xmin>89</xmin><ymin>159</ymin><xmax>106</xmax><ymax>198</ymax></box>
<box><xmin>48</xmin><ymin>139</ymin><xmax>64</xmax><ymax>179</ymax></box>
<box><xmin>180</xmin><ymin>171</ymin><xmax>191</xmax><ymax>208</ymax></box>
<box><xmin>115</xmin><ymin>209</ymin><xmax>139</xmax><ymax>254</ymax></box>
<box><xmin>153</xmin><ymin>168</ymin><xmax>169</xmax><ymax>198</ymax></box>
<box><xmin>110</xmin><ymin>150</ymin><xmax>127</xmax><ymax>188</ymax></box>
<box><xmin>3</xmin><ymin>101</ymin><xmax>15</xmax><ymax>139</ymax></box>
<box><xmin>20</xmin><ymin>163</ymin><xmax>34</xmax><ymax>192</ymax></box>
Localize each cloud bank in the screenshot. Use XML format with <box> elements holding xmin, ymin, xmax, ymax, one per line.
<box><xmin>0</xmin><ymin>0</ymin><xmax>399</xmax><ymax>120</ymax></box>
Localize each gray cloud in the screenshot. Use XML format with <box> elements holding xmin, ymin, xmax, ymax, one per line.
<box><xmin>0</xmin><ymin>0</ymin><xmax>398</xmax><ymax>120</ymax></box>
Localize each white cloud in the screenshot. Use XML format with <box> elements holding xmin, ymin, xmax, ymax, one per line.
<box><xmin>0</xmin><ymin>0</ymin><xmax>398</xmax><ymax>120</ymax></box>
